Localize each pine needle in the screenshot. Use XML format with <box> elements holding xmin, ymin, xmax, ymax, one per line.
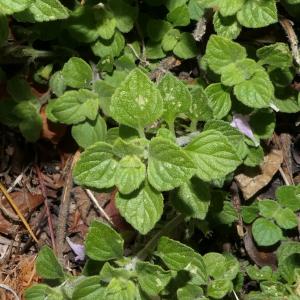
<box><xmin>0</xmin><ymin>182</ymin><xmax>39</xmax><ymax>244</ymax></box>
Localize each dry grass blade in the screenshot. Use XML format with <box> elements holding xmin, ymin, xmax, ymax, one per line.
<box><xmin>0</xmin><ymin>182</ymin><xmax>38</xmax><ymax>244</ymax></box>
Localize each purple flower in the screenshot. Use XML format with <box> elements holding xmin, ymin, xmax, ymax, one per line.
<box><xmin>66</xmin><ymin>237</ymin><xmax>85</xmax><ymax>261</ymax></box>
<box><xmin>230</xmin><ymin>114</ymin><xmax>259</xmax><ymax>147</ymax></box>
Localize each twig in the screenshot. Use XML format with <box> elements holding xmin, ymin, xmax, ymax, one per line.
<box><xmin>279</xmin><ymin>16</ymin><xmax>300</xmax><ymax>73</ymax></box>
<box><xmin>279</xmin><ymin>166</ymin><xmax>291</xmax><ymax>186</ymax></box>
<box><xmin>56</xmin><ymin>151</ymin><xmax>80</xmax><ymax>264</ymax></box>
<box><xmin>85</xmin><ymin>189</ymin><xmax>114</xmax><ymax>226</ymax></box>
<box><xmin>0</xmin><ymin>283</ymin><xmax>19</xmax><ymax>300</ymax></box>
<box><xmin>35</xmin><ymin>165</ymin><xmax>56</xmax><ymax>253</ymax></box>
<box><xmin>0</xmin><ymin>182</ymin><xmax>38</xmax><ymax>244</ymax></box>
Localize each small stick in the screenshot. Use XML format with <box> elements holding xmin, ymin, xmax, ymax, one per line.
<box><xmin>0</xmin><ymin>182</ymin><xmax>38</xmax><ymax>244</ymax></box>
<box><xmin>279</xmin><ymin>166</ymin><xmax>291</xmax><ymax>186</ymax></box>
<box><xmin>56</xmin><ymin>151</ymin><xmax>80</xmax><ymax>264</ymax></box>
<box><xmin>35</xmin><ymin>165</ymin><xmax>57</xmax><ymax>253</ymax></box>
<box><xmin>279</xmin><ymin>16</ymin><xmax>300</xmax><ymax>73</ymax></box>
<box><xmin>0</xmin><ymin>283</ymin><xmax>19</xmax><ymax>300</ymax></box>
<box><xmin>85</xmin><ymin>189</ymin><xmax>114</xmax><ymax>226</ymax></box>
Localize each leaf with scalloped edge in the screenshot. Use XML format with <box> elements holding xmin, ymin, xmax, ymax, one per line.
<box><xmin>234</xmin><ymin>70</ymin><xmax>274</xmax><ymax>108</ymax></box>
<box><xmin>185</xmin><ymin>129</ymin><xmax>241</xmax><ymax>181</ymax></box>
<box><xmin>158</xmin><ymin>72</ymin><xmax>192</xmax><ymax>124</ymax></box>
<box><xmin>73</xmin><ymin>142</ymin><xmax>118</xmax><ymax>189</ymax></box>
<box><xmin>0</xmin><ymin>0</ymin><xmax>33</xmax><ymax>15</ymax></box>
<box><xmin>237</xmin><ymin>0</ymin><xmax>277</xmax><ymax>28</ymax></box>
<box><xmin>213</xmin><ymin>13</ymin><xmax>241</xmax><ymax>40</ymax></box>
<box><xmin>49</xmin><ymin>89</ymin><xmax>99</xmax><ymax>125</ymax></box>
<box><xmin>205</xmin><ymin>35</ymin><xmax>247</xmax><ymax>74</ymax></box>
<box><xmin>14</xmin><ymin>0</ymin><xmax>69</xmax><ymax>22</ymax></box>
<box><xmin>205</xmin><ymin>83</ymin><xmax>231</xmax><ymax>119</ymax></box>
<box><xmin>115</xmin><ymin>155</ymin><xmax>146</xmax><ymax>194</ymax></box>
<box><xmin>148</xmin><ymin>137</ymin><xmax>196</xmax><ymax>191</ymax></box>
<box><xmin>110</xmin><ymin>68</ymin><xmax>163</xmax><ymax>131</ymax></box>
<box><xmin>116</xmin><ymin>182</ymin><xmax>163</xmax><ymax>234</ymax></box>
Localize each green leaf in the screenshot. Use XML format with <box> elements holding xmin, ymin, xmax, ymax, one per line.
<box><xmin>73</xmin><ymin>142</ymin><xmax>118</xmax><ymax>189</ymax></box>
<box><xmin>167</xmin><ymin>5</ymin><xmax>190</xmax><ymax>27</ymax></box>
<box><xmin>104</xmin><ymin>278</ymin><xmax>138</xmax><ymax>300</ymax></box>
<box><xmin>100</xmin><ymin>262</ymin><xmax>133</xmax><ymax>281</ymax></box>
<box><xmin>174</xmin><ymin>177</ymin><xmax>211</xmax><ymax>219</ymax></box>
<box><xmin>62</xmin><ymin>57</ymin><xmax>92</xmax><ymax>89</ymax></box>
<box><xmin>108</xmin><ymin>0</ymin><xmax>138</xmax><ymax>33</ymax></box>
<box><xmin>156</xmin><ymin>237</ymin><xmax>208</xmax><ymax>285</ymax></box>
<box><xmin>274</xmin><ymin>207</ymin><xmax>298</xmax><ymax>229</ymax></box>
<box><xmin>36</xmin><ymin>246</ymin><xmax>65</xmax><ymax>279</ymax></box>
<box><xmin>24</xmin><ymin>284</ymin><xmax>48</xmax><ymax>300</ymax></box>
<box><xmin>115</xmin><ymin>155</ymin><xmax>146</xmax><ymax>194</ymax></box>
<box><xmin>162</xmin><ymin>29</ymin><xmax>181</xmax><ymax>52</ymax></box>
<box><xmin>136</xmin><ymin>261</ymin><xmax>172</xmax><ymax>295</ymax></box>
<box><xmin>177</xmin><ymin>284</ymin><xmax>205</xmax><ymax>300</ymax></box>
<box><xmin>249</xmin><ymin>109</ymin><xmax>275</xmax><ymax>139</ymax></box>
<box><xmin>244</xmin><ymin>146</ymin><xmax>264</xmax><ymax>167</ymax></box>
<box><xmin>0</xmin><ymin>0</ymin><xmax>33</xmax><ymax>15</ymax></box>
<box><xmin>203</xmin><ymin>252</ymin><xmax>226</xmax><ymax>279</ymax></box>
<box><xmin>68</xmin><ymin>6</ymin><xmax>98</xmax><ymax>43</ymax></box>
<box><xmin>0</xmin><ymin>14</ymin><xmax>8</xmax><ymax>46</ymax></box>
<box><xmin>213</xmin><ymin>13</ymin><xmax>241</xmax><ymax>40</ymax></box>
<box><xmin>258</xmin><ymin>199</ymin><xmax>280</xmax><ymax>218</ymax></box>
<box><xmin>278</xmin><ymin>254</ymin><xmax>300</xmax><ymax>284</ymax></box>
<box><xmin>147</xmin><ymin>19</ymin><xmax>172</xmax><ymax>42</ymax></box>
<box><xmin>204</xmin><ymin>120</ymin><xmax>247</xmax><ymax>160</ymax></box>
<box><xmin>85</xmin><ymin>220</ymin><xmax>124</xmax><ymax>261</ymax></box>
<box><xmin>188</xmin><ymin>0</ymin><xmax>204</xmax><ymax>20</ymax></box>
<box><xmin>110</xmin><ymin>68</ymin><xmax>163</xmax><ymax>131</ymax></box>
<box><xmin>187</xmin><ymin>86</ymin><xmax>213</xmax><ymax>121</ymax></box>
<box><xmin>7</xmin><ymin>77</ymin><xmax>35</xmax><ymax>102</ymax></box>
<box><xmin>242</xmin><ymin>203</ymin><xmax>259</xmax><ymax>223</ymax></box>
<box><xmin>185</xmin><ymin>130</ymin><xmax>241</xmax><ymax>182</ymax></box>
<box><xmin>165</xmin><ymin>0</ymin><xmax>188</xmax><ymax>11</ymax></box>
<box><xmin>257</xmin><ymin>43</ymin><xmax>293</xmax><ymax>68</ymax></box>
<box><xmin>234</xmin><ymin>70</ymin><xmax>274</xmax><ymax>108</ymax></box>
<box><xmin>49</xmin><ymin>71</ymin><xmax>66</xmax><ymax>97</ymax></box>
<box><xmin>220</xmin><ymin>59</ymin><xmax>262</xmax><ymax>86</ymax></box>
<box><xmin>19</xmin><ymin>111</ymin><xmax>42</xmax><ymax>143</ymax></box>
<box><xmin>205</xmin><ymin>83</ymin><xmax>231</xmax><ymax>119</ymax></box>
<box><xmin>277</xmin><ymin>241</ymin><xmax>300</xmax><ymax>265</ymax></box>
<box><xmin>237</xmin><ymin>0</ymin><xmax>277</xmax><ymax>28</ymax></box>
<box><xmin>112</xmin><ymin>137</ymin><xmax>145</xmax><ymax>158</ymax></box>
<box><xmin>173</xmin><ymin>32</ymin><xmax>198</xmax><ymax>59</ymax></box>
<box><xmin>148</xmin><ymin>137</ymin><xmax>195</xmax><ymax>191</ymax></box>
<box><xmin>246</xmin><ymin>265</ymin><xmax>274</xmax><ymax>281</ymax></box>
<box><xmin>71</xmin><ymin>115</ymin><xmax>107</xmax><ymax>149</ymax></box>
<box><xmin>50</xmin><ymin>89</ymin><xmax>99</xmax><ymax>125</ymax></box>
<box><xmin>116</xmin><ymin>183</ymin><xmax>163</xmax><ymax>234</ymax></box>
<box><xmin>95</xmin><ymin>9</ymin><xmax>116</xmax><ymax>40</ymax></box>
<box><xmin>92</xmin><ymin>31</ymin><xmax>125</xmax><ymax>58</ymax></box>
<box><xmin>72</xmin><ymin>276</ymin><xmax>105</xmax><ymax>300</ymax></box>
<box><xmin>276</xmin><ymin>185</ymin><xmax>300</xmax><ymax>212</ymax></box>
<box><xmin>146</xmin><ymin>41</ymin><xmax>166</xmax><ymax>59</ymax></box>
<box><xmin>207</xmin><ymin>279</ymin><xmax>233</xmax><ymax>299</ymax></box>
<box><xmin>15</xmin><ymin>0</ymin><xmax>69</xmax><ymax>22</ymax></box>
<box><xmin>218</xmin><ymin>0</ymin><xmax>245</xmax><ymax>16</ymax></box>
<box><xmin>205</xmin><ymin>35</ymin><xmax>247</xmax><ymax>74</ymax></box>
<box><xmin>252</xmin><ymin>217</ymin><xmax>282</xmax><ymax>246</ymax></box>
<box><xmin>158</xmin><ymin>72</ymin><xmax>192</xmax><ymax>124</ymax></box>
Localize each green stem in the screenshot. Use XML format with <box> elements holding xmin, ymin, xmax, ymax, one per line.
<box><xmin>168</xmin><ymin>121</ymin><xmax>175</xmax><ymax>136</ymax></box>
<box><xmin>138</xmin><ymin>127</ymin><xmax>145</xmax><ymax>139</ymax></box>
<box><xmin>136</xmin><ymin>214</ymin><xmax>184</xmax><ymax>260</ymax></box>
<box><xmin>190</xmin><ymin>119</ymin><xmax>198</xmax><ymax>132</ymax></box>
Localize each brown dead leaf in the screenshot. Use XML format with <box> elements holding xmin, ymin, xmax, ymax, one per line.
<box><xmin>244</xmin><ymin>226</ymin><xmax>277</xmax><ymax>270</ymax></box>
<box><xmin>0</xmin><ymin>191</ymin><xmax>43</xmax><ymax>235</ymax></box>
<box><xmin>235</xmin><ymin>149</ymin><xmax>283</xmax><ymax>200</ymax></box>
<box><xmin>40</xmin><ymin>105</ymin><xmax>67</xmax><ymax>144</ymax></box>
